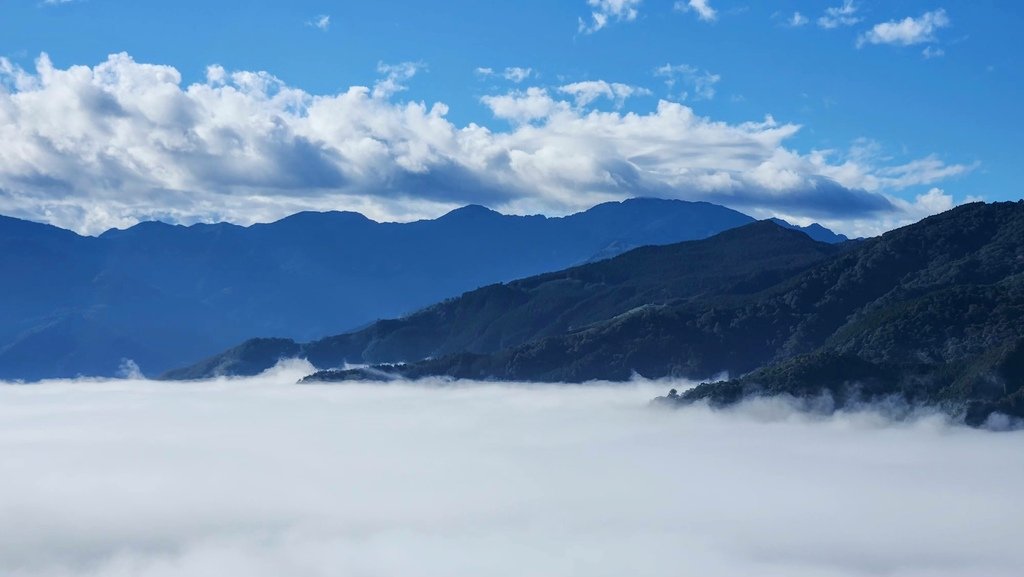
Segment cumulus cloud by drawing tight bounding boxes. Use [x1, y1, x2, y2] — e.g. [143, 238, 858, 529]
[674, 0, 716, 22]
[372, 60, 423, 98]
[558, 80, 650, 108]
[481, 87, 566, 123]
[0, 52, 973, 236]
[654, 63, 720, 101]
[858, 9, 950, 48]
[0, 372, 1022, 577]
[578, 0, 642, 34]
[818, 0, 860, 29]
[768, 187, 963, 239]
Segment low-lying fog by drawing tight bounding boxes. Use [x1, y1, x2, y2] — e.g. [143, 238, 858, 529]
[1, 361, 1021, 577]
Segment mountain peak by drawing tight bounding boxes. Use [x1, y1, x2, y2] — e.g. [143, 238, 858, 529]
[270, 210, 375, 226]
[0, 214, 86, 241]
[708, 219, 826, 247]
[768, 218, 849, 244]
[437, 204, 502, 221]
[584, 197, 708, 215]
[98, 220, 178, 239]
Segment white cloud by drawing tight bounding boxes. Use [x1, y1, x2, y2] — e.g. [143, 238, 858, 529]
[476, 67, 533, 83]
[503, 67, 533, 83]
[558, 80, 650, 108]
[308, 14, 330, 31]
[205, 64, 227, 85]
[788, 11, 809, 27]
[922, 46, 946, 59]
[0, 373, 1022, 577]
[818, 1, 860, 29]
[0, 53, 973, 237]
[481, 87, 565, 123]
[899, 186, 956, 217]
[858, 9, 950, 48]
[873, 155, 975, 188]
[372, 61, 423, 99]
[578, 0, 642, 34]
[675, 0, 717, 22]
[772, 187, 966, 239]
[654, 63, 721, 100]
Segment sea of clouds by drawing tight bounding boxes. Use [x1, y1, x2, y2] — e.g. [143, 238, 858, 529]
[1, 361, 1021, 577]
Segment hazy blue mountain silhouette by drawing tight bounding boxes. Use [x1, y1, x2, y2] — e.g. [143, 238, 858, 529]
[1, 198, 849, 380]
[768, 218, 850, 243]
[164, 221, 844, 381]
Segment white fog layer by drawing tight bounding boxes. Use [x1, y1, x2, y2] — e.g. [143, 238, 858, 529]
[1, 365, 1021, 577]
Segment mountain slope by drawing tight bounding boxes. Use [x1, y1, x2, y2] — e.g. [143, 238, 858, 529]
[769, 218, 851, 243]
[673, 201, 1024, 424]
[4, 197, 793, 380]
[293, 201, 1024, 424]
[164, 221, 841, 380]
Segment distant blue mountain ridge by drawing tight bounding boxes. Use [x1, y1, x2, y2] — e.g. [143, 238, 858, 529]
[0, 198, 847, 380]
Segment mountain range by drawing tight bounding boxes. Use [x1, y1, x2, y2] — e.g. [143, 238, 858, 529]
[163, 220, 843, 379]
[169, 201, 1024, 425]
[0, 198, 844, 380]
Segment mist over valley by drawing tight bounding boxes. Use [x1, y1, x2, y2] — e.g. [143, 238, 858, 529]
[2, 368, 1021, 577]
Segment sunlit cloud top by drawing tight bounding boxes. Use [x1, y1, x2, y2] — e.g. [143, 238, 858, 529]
[0, 53, 972, 236]
[0, 1, 1014, 237]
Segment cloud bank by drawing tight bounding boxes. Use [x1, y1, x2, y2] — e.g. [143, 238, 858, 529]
[0, 53, 971, 236]
[0, 369, 1022, 577]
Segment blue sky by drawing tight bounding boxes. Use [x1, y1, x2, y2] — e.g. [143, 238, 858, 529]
[0, 1, 1019, 236]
